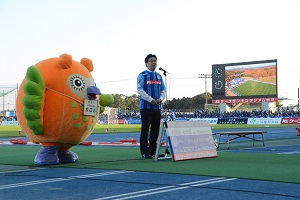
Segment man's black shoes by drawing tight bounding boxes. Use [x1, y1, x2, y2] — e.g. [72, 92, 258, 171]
[141, 153, 152, 159]
[142, 153, 166, 159]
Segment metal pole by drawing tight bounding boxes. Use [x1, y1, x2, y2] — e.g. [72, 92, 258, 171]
[2, 90, 4, 117]
[205, 78, 208, 104]
[198, 74, 212, 108]
[107, 107, 110, 124]
[162, 70, 168, 121]
[15, 83, 18, 116]
[298, 86, 300, 109]
[298, 78, 300, 109]
[124, 100, 126, 115]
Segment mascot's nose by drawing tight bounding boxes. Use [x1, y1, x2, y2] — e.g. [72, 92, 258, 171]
[87, 86, 101, 100]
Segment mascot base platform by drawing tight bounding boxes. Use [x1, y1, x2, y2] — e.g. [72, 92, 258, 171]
[0, 138, 140, 147]
[0, 138, 167, 147]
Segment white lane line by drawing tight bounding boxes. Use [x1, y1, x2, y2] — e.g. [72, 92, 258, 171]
[0, 170, 133, 190]
[69, 171, 134, 179]
[0, 168, 43, 174]
[191, 177, 236, 187]
[0, 178, 69, 189]
[96, 177, 236, 200]
[116, 178, 237, 200]
[277, 151, 300, 154]
[179, 177, 226, 186]
[97, 177, 227, 200]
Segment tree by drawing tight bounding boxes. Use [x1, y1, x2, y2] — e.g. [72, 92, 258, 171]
[110, 94, 140, 115]
[165, 93, 212, 110]
[108, 92, 212, 114]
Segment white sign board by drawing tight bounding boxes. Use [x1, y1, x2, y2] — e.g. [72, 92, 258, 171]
[84, 99, 98, 116]
[167, 121, 217, 161]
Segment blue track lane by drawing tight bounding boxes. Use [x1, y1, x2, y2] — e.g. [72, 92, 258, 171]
[1, 127, 300, 200]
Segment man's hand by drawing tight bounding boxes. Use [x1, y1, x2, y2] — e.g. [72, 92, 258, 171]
[150, 99, 162, 105]
[156, 99, 162, 104]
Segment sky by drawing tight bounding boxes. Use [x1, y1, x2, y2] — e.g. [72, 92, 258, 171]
[1, 0, 300, 110]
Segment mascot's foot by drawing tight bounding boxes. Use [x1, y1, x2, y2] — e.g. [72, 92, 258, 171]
[34, 146, 60, 165]
[58, 150, 78, 163]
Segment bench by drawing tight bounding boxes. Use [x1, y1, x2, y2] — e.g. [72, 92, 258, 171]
[213, 131, 266, 149]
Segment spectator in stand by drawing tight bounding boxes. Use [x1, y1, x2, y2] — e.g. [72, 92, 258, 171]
[170, 112, 175, 121]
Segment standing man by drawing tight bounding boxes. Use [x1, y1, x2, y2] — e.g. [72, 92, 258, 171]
[137, 54, 166, 159]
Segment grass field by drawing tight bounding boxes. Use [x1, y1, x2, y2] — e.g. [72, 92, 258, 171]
[0, 123, 299, 138]
[1, 123, 300, 184]
[1, 143, 300, 183]
[233, 80, 276, 96]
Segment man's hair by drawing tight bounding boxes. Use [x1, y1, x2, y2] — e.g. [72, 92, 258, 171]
[145, 54, 157, 63]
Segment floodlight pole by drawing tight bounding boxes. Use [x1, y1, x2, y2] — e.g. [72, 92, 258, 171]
[298, 78, 300, 109]
[2, 90, 4, 117]
[198, 74, 212, 108]
[298, 86, 300, 109]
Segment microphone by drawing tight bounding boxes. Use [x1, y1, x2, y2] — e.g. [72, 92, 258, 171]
[159, 67, 168, 74]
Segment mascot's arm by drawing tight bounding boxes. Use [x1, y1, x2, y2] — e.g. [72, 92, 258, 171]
[22, 66, 45, 135]
[99, 94, 114, 113]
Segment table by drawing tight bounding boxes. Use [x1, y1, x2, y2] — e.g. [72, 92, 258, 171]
[213, 131, 266, 149]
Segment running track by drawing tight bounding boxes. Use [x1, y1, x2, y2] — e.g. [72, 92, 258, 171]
[0, 127, 300, 200]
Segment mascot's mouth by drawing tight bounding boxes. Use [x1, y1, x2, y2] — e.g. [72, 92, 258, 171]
[87, 86, 101, 100]
[88, 93, 97, 100]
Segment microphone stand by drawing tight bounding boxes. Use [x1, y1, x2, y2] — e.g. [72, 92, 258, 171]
[155, 68, 171, 160]
[162, 70, 168, 128]
[154, 69, 170, 161]
[161, 70, 170, 155]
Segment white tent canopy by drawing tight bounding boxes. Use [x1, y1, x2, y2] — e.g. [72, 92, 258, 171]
[0, 84, 18, 115]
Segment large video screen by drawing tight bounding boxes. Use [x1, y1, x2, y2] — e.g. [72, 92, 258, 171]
[212, 59, 278, 104]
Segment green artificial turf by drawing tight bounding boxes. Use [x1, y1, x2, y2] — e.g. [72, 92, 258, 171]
[1, 125, 299, 184]
[1, 124, 299, 137]
[0, 145, 299, 184]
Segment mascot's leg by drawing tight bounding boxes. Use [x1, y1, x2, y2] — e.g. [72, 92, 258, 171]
[34, 146, 60, 165]
[57, 145, 78, 163]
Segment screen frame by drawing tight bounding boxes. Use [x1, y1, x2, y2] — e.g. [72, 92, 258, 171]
[212, 59, 278, 104]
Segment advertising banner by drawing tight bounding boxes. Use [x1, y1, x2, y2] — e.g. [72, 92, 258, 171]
[189, 118, 218, 124]
[217, 118, 248, 124]
[281, 118, 300, 124]
[247, 118, 281, 125]
[0, 121, 19, 126]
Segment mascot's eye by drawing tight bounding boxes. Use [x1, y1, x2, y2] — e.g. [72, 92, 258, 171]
[70, 76, 85, 90]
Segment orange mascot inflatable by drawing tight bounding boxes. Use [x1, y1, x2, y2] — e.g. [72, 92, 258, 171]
[16, 54, 113, 165]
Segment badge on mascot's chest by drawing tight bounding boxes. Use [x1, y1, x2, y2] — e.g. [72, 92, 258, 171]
[84, 99, 98, 116]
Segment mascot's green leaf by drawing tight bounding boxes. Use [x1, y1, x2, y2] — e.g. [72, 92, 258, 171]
[23, 108, 41, 120]
[99, 94, 114, 107]
[26, 120, 44, 135]
[24, 81, 44, 96]
[22, 95, 42, 109]
[22, 66, 45, 135]
[99, 105, 105, 113]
